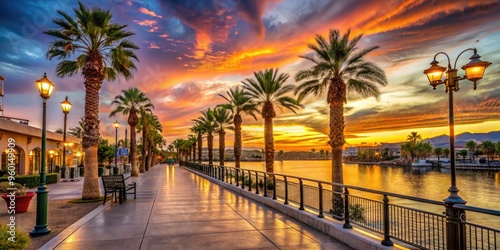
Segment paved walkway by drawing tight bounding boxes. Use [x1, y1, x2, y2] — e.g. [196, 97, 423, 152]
[42, 164, 352, 250]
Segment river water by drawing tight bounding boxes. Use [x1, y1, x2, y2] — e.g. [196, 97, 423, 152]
[223, 160, 500, 212]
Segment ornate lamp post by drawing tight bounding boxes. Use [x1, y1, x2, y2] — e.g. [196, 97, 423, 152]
[31, 73, 54, 236]
[423, 48, 491, 250]
[113, 121, 119, 174]
[60, 96, 72, 180]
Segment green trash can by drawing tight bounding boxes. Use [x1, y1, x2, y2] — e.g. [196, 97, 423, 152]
[98, 167, 104, 177]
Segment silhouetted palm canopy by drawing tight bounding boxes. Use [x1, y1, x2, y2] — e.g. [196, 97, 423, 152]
[190, 124, 205, 163]
[218, 86, 258, 168]
[213, 106, 233, 166]
[193, 108, 218, 165]
[243, 68, 302, 173]
[110, 87, 153, 176]
[45, 1, 139, 199]
[295, 29, 387, 186]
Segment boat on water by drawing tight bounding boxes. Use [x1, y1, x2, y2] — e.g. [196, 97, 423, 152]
[411, 160, 433, 167]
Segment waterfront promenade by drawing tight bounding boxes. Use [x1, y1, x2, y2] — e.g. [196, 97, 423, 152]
[41, 164, 352, 249]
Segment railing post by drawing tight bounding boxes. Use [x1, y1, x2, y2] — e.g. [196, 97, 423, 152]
[235, 169, 239, 187]
[318, 183, 324, 218]
[299, 179, 304, 210]
[284, 176, 289, 205]
[255, 171, 259, 195]
[343, 187, 352, 229]
[229, 168, 232, 184]
[272, 175, 277, 200]
[263, 174, 267, 197]
[445, 204, 467, 250]
[247, 170, 252, 192]
[381, 195, 393, 246]
[241, 171, 245, 189]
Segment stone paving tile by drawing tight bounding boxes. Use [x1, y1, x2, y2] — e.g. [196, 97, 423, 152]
[259, 228, 319, 247]
[141, 231, 278, 250]
[55, 238, 142, 250]
[149, 211, 243, 223]
[145, 219, 256, 237]
[64, 224, 147, 242]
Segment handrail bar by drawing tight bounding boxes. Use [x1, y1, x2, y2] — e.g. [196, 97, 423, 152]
[454, 204, 500, 216]
[203, 163, 444, 206]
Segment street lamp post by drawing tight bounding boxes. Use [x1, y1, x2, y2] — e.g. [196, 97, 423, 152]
[60, 96, 72, 181]
[113, 121, 119, 175]
[31, 73, 54, 236]
[423, 48, 491, 250]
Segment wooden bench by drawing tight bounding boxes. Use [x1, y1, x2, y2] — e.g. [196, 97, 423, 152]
[102, 174, 136, 205]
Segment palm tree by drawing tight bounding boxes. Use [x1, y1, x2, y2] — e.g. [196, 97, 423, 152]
[171, 139, 184, 161]
[193, 108, 218, 165]
[407, 132, 422, 144]
[458, 149, 468, 161]
[415, 141, 432, 160]
[213, 107, 233, 166]
[137, 113, 159, 172]
[187, 134, 197, 161]
[145, 115, 162, 170]
[191, 123, 205, 163]
[278, 150, 284, 162]
[465, 140, 477, 161]
[46, 2, 139, 199]
[218, 87, 258, 168]
[294, 29, 387, 186]
[496, 141, 500, 159]
[243, 68, 302, 173]
[434, 147, 443, 163]
[55, 128, 64, 134]
[400, 142, 413, 159]
[109, 87, 153, 177]
[406, 132, 422, 160]
[443, 148, 450, 158]
[481, 140, 495, 164]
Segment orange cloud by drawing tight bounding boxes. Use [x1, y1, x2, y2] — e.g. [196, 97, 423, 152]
[139, 7, 162, 18]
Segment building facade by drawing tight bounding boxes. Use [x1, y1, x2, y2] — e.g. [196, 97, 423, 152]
[0, 118, 81, 175]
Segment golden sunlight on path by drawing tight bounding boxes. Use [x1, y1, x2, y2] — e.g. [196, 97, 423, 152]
[43, 164, 352, 249]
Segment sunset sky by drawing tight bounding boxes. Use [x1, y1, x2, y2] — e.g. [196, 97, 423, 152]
[1, 0, 499, 151]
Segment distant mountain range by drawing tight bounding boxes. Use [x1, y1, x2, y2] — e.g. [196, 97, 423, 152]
[423, 131, 500, 148]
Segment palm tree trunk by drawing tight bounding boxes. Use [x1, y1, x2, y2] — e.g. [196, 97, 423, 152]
[140, 127, 147, 173]
[81, 67, 103, 199]
[145, 139, 152, 171]
[197, 133, 202, 163]
[192, 142, 196, 162]
[208, 132, 214, 165]
[234, 114, 242, 168]
[329, 102, 345, 190]
[219, 130, 225, 166]
[264, 117, 274, 173]
[82, 146, 99, 199]
[147, 150, 154, 170]
[130, 125, 138, 176]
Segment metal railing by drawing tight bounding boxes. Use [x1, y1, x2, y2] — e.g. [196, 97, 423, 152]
[180, 161, 500, 250]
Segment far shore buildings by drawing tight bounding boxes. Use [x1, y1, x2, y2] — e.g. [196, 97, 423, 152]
[0, 117, 81, 175]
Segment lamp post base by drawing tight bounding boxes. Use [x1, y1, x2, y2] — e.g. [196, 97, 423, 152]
[30, 226, 51, 237]
[444, 190, 466, 250]
[30, 185, 51, 237]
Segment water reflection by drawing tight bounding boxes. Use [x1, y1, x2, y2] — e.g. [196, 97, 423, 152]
[224, 160, 499, 210]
